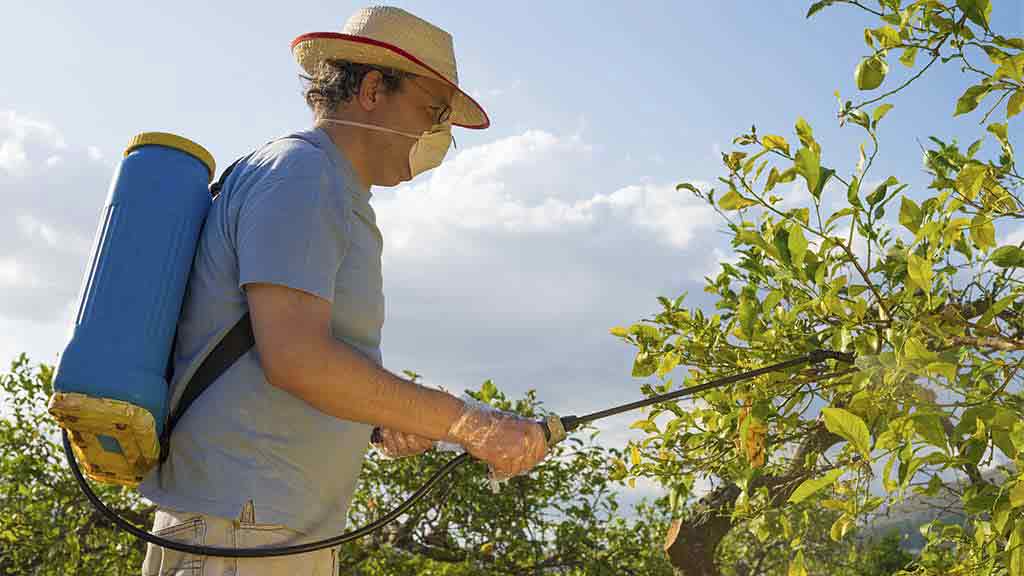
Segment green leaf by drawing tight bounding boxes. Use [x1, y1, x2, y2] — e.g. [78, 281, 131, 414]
[912, 414, 948, 449]
[1009, 90, 1024, 119]
[788, 550, 808, 576]
[899, 197, 923, 233]
[795, 117, 816, 150]
[873, 103, 894, 125]
[846, 176, 862, 208]
[899, 46, 918, 68]
[956, 162, 988, 200]
[822, 407, 872, 457]
[1010, 521, 1024, 576]
[907, 253, 933, 291]
[795, 147, 821, 197]
[789, 468, 845, 503]
[812, 168, 835, 201]
[789, 225, 809, 267]
[957, 0, 992, 28]
[806, 0, 834, 18]
[1010, 478, 1024, 508]
[926, 362, 958, 383]
[719, 189, 758, 211]
[630, 419, 659, 434]
[978, 293, 1016, 327]
[971, 214, 996, 251]
[762, 135, 791, 155]
[855, 55, 888, 90]
[955, 84, 992, 116]
[676, 182, 702, 196]
[657, 352, 681, 378]
[830, 514, 855, 542]
[991, 246, 1024, 268]
[609, 326, 629, 337]
[867, 176, 898, 206]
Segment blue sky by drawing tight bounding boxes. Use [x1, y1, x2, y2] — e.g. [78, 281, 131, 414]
[2, 1, 1022, 506]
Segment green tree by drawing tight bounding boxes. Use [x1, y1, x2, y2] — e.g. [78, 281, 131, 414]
[0, 353, 153, 575]
[614, 1, 1024, 575]
[0, 355, 675, 574]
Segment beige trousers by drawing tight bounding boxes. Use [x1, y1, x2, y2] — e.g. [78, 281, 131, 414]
[141, 501, 338, 576]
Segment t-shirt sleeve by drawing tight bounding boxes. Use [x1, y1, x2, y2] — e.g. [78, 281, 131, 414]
[236, 145, 352, 303]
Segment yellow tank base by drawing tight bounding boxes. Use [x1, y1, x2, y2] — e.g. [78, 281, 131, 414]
[47, 392, 160, 487]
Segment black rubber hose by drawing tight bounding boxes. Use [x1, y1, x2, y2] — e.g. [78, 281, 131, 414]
[62, 430, 471, 557]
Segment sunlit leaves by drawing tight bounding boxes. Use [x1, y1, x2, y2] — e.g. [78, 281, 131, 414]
[789, 469, 845, 504]
[855, 55, 888, 90]
[822, 408, 872, 458]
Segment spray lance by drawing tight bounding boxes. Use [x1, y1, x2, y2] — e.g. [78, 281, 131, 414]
[64, 348, 855, 558]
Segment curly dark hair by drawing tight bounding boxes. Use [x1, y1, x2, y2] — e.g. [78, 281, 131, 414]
[301, 59, 412, 119]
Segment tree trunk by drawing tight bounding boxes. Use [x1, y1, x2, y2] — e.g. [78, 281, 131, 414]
[663, 423, 841, 575]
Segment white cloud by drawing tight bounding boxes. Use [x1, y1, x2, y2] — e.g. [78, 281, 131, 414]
[377, 129, 714, 258]
[0, 110, 67, 177]
[87, 146, 103, 161]
[0, 110, 108, 330]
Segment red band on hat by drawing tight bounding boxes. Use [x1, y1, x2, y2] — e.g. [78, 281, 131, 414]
[291, 32, 489, 129]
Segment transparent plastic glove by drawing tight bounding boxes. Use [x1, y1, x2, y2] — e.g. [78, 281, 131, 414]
[372, 427, 436, 459]
[445, 397, 548, 485]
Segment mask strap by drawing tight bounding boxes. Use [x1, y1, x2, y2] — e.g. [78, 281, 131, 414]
[318, 118, 420, 140]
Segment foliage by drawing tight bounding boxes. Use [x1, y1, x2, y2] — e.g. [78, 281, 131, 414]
[0, 353, 153, 576]
[0, 356, 674, 575]
[338, 377, 675, 575]
[616, 1, 1024, 574]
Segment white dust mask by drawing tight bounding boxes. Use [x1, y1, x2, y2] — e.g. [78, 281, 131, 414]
[319, 119, 452, 178]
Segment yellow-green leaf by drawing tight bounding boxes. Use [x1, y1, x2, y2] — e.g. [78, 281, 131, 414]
[795, 117, 816, 150]
[822, 407, 872, 457]
[855, 55, 888, 90]
[1010, 478, 1024, 508]
[956, 163, 988, 201]
[719, 189, 758, 211]
[789, 225, 809, 267]
[1010, 520, 1024, 576]
[1009, 90, 1024, 119]
[899, 197, 922, 233]
[795, 147, 821, 197]
[873, 103, 894, 125]
[789, 468, 845, 503]
[899, 46, 918, 68]
[971, 213, 996, 250]
[631, 444, 641, 466]
[830, 514, 855, 542]
[763, 135, 791, 155]
[992, 246, 1024, 268]
[788, 550, 808, 576]
[906, 253, 933, 292]
[630, 419, 659, 434]
[609, 326, 629, 337]
[955, 84, 991, 116]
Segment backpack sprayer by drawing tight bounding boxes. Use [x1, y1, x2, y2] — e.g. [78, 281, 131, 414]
[49, 132, 856, 557]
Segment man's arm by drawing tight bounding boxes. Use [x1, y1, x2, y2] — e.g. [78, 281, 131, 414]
[245, 282, 465, 441]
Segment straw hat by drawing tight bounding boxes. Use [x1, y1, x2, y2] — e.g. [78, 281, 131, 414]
[291, 6, 489, 129]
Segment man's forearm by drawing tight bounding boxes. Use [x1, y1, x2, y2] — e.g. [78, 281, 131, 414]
[279, 333, 465, 441]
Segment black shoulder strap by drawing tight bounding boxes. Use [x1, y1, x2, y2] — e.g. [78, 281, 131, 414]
[159, 157, 251, 462]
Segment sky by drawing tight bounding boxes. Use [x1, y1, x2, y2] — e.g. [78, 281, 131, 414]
[2, 1, 1022, 509]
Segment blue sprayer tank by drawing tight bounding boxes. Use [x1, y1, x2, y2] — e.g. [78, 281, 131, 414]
[49, 132, 216, 486]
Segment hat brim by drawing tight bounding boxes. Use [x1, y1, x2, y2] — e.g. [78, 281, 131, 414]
[291, 32, 490, 130]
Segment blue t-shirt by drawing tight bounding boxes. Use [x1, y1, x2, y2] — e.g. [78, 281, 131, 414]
[139, 127, 385, 542]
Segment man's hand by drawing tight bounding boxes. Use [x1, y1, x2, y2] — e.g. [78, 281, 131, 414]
[372, 427, 435, 459]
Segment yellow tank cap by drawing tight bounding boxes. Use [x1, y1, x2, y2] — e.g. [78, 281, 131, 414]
[125, 132, 216, 183]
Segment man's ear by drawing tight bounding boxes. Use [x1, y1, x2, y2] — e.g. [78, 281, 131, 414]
[357, 70, 384, 112]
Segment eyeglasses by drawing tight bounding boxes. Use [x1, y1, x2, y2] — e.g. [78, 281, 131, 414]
[407, 76, 452, 125]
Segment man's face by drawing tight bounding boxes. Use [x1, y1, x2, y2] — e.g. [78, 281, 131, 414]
[376, 74, 455, 184]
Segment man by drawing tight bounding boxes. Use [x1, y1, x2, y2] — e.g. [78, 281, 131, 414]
[139, 6, 549, 575]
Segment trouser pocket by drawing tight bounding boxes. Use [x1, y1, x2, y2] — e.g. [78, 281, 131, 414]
[141, 513, 207, 576]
